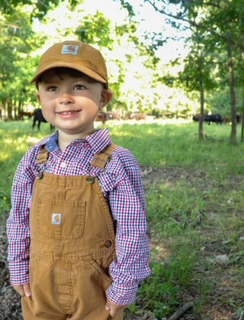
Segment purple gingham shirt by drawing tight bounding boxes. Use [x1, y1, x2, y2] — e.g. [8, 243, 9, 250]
[7, 129, 150, 306]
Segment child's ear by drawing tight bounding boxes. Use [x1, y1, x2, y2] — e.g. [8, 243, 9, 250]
[99, 89, 113, 109]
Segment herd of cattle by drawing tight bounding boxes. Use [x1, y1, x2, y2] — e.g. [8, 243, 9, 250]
[95, 111, 147, 123]
[18, 110, 148, 130]
[18, 109, 241, 131]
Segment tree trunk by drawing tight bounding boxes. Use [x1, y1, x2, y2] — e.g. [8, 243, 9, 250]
[17, 100, 21, 114]
[2, 100, 7, 121]
[227, 33, 237, 144]
[17, 100, 22, 119]
[241, 111, 244, 142]
[7, 99, 13, 120]
[241, 88, 244, 143]
[13, 100, 17, 120]
[199, 79, 205, 140]
[199, 51, 205, 140]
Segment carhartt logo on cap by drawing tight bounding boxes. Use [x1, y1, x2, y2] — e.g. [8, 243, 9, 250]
[52, 213, 62, 225]
[61, 45, 79, 56]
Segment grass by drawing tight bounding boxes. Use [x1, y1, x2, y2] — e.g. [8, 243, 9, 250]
[1, 119, 244, 319]
[109, 122, 244, 176]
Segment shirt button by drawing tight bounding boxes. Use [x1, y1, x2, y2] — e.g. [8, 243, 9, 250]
[60, 162, 66, 168]
[86, 176, 95, 184]
[105, 240, 112, 248]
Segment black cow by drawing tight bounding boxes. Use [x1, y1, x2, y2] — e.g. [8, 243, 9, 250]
[32, 109, 54, 131]
[193, 114, 201, 122]
[204, 114, 223, 125]
[192, 114, 223, 125]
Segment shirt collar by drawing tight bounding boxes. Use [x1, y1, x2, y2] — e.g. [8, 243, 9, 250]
[85, 129, 112, 155]
[44, 129, 112, 155]
[45, 131, 59, 152]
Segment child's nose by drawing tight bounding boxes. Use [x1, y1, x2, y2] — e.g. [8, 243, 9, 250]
[58, 93, 75, 104]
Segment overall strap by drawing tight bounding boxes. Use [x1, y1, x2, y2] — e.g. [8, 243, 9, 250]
[36, 145, 49, 165]
[90, 144, 117, 169]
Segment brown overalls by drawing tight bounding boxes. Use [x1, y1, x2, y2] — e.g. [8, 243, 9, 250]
[22, 144, 124, 320]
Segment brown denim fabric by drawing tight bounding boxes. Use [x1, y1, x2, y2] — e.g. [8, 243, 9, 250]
[22, 145, 124, 319]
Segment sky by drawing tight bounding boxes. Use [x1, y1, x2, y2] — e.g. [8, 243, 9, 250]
[33, 0, 191, 65]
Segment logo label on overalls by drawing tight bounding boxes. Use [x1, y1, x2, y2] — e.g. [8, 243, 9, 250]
[52, 213, 62, 225]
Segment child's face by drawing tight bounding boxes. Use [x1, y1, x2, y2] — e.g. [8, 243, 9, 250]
[37, 72, 112, 137]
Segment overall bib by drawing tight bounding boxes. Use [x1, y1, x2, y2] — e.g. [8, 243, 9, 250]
[22, 144, 124, 320]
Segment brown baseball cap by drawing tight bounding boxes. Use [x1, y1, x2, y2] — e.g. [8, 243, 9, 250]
[31, 40, 108, 87]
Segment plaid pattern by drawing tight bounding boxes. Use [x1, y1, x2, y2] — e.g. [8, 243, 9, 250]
[7, 129, 150, 306]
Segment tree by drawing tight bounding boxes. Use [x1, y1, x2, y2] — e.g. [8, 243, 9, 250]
[0, 10, 44, 120]
[174, 28, 218, 139]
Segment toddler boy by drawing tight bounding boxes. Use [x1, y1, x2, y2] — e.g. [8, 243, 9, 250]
[7, 40, 150, 320]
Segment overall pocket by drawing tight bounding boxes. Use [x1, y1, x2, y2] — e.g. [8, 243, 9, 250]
[36, 198, 86, 239]
[88, 258, 113, 285]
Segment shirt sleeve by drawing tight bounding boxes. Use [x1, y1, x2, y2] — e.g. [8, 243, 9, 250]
[7, 152, 36, 285]
[105, 151, 151, 306]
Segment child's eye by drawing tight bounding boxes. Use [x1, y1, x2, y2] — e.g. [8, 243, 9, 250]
[47, 86, 58, 92]
[74, 84, 86, 90]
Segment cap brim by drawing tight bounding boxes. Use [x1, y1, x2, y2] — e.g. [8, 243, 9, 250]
[31, 61, 107, 85]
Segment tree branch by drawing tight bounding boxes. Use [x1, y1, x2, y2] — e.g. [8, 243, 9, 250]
[165, 299, 198, 320]
[145, 0, 244, 51]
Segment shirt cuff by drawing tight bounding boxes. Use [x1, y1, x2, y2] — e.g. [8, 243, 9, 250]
[106, 283, 138, 306]
[8, 261, 30, 285]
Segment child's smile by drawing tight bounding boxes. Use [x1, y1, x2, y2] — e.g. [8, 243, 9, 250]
[56, 109, 82, 119]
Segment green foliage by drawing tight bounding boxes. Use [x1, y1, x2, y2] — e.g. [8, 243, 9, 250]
[178, 49, 218, 92]
[0, 9, 45, 118]
[0, 0, 79, 20]
[118, 0, 136, 17]
[76, 12, 114, 49]
[208, 85, 244, 117]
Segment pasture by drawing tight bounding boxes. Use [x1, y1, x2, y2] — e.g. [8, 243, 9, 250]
[0, 119, 243, 320]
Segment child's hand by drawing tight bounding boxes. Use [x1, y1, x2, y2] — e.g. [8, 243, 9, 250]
[105, 298, 125, 317]
[13, 284, 31, 298]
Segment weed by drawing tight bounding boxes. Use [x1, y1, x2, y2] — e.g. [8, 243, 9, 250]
[136, 243, 197, 318]
[235, 307, 244, 320]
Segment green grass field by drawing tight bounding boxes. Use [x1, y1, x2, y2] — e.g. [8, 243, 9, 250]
[1, 119, 244, 319]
